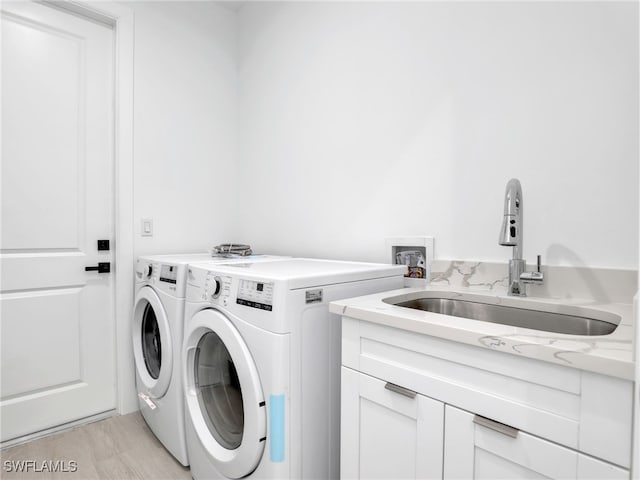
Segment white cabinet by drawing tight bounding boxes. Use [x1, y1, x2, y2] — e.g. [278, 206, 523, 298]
[340, 316, 633, 479]
[341, 367, 444, 480]
[444, 406, 628, 480]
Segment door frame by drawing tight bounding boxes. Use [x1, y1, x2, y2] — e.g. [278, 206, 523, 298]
[44, 0, 136, 415]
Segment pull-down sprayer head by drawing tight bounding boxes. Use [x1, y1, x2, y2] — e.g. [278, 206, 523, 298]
[499, 178, 522, 259]
[498, 178, 544, 296]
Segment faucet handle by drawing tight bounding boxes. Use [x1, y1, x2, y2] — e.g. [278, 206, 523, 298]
[520, 254, 544, 284]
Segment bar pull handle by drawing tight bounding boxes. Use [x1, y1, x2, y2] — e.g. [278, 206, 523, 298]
[473, 414, 519, 438]
[85, 262, 111, 273]
[384, 382, 417, 399]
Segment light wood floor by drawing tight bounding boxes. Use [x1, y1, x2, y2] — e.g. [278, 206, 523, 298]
[0, 412, 191, 479]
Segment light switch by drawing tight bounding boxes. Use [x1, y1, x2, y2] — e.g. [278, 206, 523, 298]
[141, 218, 153, 237]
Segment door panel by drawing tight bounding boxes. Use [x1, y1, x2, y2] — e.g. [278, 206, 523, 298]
[2, 11, 83, 250]
[1, 1, 115, 443]
[1, 289, 82, 398]
[444, 405, 578, 480]
[474, 449, 548, 480]
[341, 367, 444, 480]
[359, 397, 419, 479]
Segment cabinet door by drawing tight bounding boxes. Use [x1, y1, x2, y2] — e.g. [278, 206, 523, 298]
[443, 406, 628, 480]
[444, 405, 577, 479]
[341, 367, 444, 480]
[577, 453, 629, 480]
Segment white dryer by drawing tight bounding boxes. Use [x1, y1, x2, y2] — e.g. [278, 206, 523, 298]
[133, 253, 287, 466]
[182, 259, 406, 479]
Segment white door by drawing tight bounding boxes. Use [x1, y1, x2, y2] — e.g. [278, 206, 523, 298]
[341, 367, 444, 480]
[1, 1, 116, 442]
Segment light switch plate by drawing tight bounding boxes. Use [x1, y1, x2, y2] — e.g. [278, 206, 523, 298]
[141, 218, 153, 237]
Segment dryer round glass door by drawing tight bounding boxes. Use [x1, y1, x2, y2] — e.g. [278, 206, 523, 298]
[133, 286, 173, 398]
[184, 309, 266, 479]
[195, 331, 244, 449]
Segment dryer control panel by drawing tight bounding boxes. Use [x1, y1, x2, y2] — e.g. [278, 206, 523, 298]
[237, 279, 274, 311]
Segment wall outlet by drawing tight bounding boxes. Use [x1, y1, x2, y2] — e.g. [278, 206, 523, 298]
[141, 218, 153, 237]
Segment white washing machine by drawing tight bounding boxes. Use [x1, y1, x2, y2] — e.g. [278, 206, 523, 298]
[182, 258, 406, 479]
[132, 253, 287, 466]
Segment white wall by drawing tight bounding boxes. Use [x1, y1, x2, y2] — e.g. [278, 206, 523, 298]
[114, 1, 237, 413]
[236, 1, 638, 269]
[132, 1, 237, 257]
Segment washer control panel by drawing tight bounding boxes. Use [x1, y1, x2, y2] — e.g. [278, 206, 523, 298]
[159, 264, 177, 285]
[136, 260, 183, 295]
[135, 260, 155, 281]
[237, 279, 274, 311]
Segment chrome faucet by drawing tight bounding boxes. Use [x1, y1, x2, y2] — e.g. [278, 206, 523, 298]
[499, 179, 544, 296]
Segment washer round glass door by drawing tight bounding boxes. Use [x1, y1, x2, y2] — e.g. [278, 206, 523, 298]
[132, 286, 172, 398]
[184, 309, 266, 479]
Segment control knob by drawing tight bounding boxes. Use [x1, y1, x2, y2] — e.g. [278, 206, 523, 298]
[210, 277, 222, 299]
[144, 264, 153, 278]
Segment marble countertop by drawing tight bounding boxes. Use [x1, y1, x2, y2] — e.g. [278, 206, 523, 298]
[330, 285, 636, 380]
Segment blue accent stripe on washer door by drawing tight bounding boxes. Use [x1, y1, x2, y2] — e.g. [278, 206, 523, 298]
[269, 394, 285, 462]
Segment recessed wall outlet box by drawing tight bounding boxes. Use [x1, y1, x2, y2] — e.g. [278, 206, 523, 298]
[385, 236, 434, 287]
[141, 218, 153, 237]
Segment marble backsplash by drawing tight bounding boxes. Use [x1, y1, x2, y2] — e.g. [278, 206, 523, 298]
[429, 260, 638, 304]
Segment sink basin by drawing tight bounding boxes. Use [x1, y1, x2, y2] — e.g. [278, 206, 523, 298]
[385, 296, 619, 336]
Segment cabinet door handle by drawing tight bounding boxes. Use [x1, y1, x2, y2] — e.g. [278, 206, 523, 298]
[473, 415, 519, 438]
[384, 382, 417, 399]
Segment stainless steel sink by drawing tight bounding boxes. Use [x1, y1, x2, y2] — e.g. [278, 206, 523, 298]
[387, 297, 618, 336]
